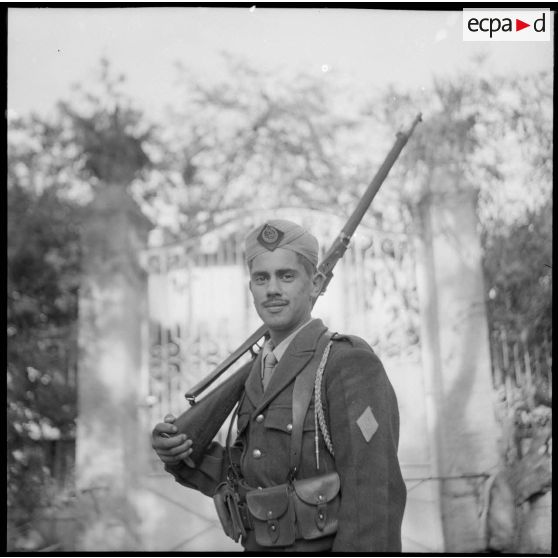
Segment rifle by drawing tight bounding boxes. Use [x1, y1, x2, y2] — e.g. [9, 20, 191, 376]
[169, 113, 422, 465]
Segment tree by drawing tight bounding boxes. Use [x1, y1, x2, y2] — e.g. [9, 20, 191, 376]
[483, 203, 551, 340]
[131, 56, 382, 239]
[7, 179, 83, 514]
[58, 58, 151, 186]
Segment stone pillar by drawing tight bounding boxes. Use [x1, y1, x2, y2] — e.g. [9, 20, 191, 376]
[413, 169, 501, 552]
[76, 184, 152, 550]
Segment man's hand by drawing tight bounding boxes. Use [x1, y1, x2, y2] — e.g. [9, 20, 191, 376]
[152, 414, 195, 467]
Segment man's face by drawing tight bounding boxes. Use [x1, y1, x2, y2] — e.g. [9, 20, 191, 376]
[249, 248, 320, 342]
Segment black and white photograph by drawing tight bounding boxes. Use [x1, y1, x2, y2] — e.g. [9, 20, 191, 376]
[7, 5, 552, 553]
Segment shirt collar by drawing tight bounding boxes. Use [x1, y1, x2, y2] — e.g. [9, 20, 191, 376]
[262, 318, 313, 363]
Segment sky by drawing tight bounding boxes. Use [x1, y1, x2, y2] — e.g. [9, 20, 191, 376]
[7, 7, 554, 120]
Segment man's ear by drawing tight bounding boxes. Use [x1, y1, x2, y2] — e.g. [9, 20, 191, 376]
[311, 272, 325, 299]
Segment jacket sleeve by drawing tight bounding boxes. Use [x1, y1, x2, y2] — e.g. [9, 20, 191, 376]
[324, 345, 406, 552]
[164, 441, 227, 498]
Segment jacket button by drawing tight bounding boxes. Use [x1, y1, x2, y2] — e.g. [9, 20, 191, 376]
[252, 449, 262, 459]
[256, 414, 264, 423]
[286, 423, 293, 432]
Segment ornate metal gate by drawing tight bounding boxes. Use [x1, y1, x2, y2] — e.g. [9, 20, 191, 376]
[143, 210, 419, 423]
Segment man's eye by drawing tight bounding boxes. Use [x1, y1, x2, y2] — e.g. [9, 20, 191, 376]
[254, 276, 267, 284]
[282, 273, 295, 281]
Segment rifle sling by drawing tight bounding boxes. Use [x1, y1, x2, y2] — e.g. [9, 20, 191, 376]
[289, 330, 333, 476]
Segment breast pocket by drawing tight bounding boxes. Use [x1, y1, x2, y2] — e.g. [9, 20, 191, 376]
[264, 405, 316, 434]
[264, 406, 293, 434]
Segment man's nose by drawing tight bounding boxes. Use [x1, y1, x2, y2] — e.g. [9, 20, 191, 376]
[266, 276, 281, 296]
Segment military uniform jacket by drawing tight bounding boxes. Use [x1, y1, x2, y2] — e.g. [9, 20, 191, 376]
[165, 318, 407, 552]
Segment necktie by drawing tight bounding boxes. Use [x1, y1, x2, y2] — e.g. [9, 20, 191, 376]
[262, 352, 278, 390]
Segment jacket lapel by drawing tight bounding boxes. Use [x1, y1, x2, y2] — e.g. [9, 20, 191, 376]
[253, 319, 327, 414]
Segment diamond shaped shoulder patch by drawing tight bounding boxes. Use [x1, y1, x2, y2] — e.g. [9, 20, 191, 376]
[356, 406, 378, 442]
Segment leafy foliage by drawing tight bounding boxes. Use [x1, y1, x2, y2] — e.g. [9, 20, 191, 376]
[7, 181, 82, 513]
[58, 59, 151, 185]
[132, 58, 375, 238]
[483, 203, 552, 341]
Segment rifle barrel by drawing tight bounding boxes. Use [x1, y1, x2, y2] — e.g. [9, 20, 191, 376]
[341, 113, 422, 240]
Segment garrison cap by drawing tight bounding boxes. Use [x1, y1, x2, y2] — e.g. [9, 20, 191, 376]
[245, 219, 319, 266]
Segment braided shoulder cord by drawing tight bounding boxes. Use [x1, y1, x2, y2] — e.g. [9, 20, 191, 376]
[313, 339, 334, 469]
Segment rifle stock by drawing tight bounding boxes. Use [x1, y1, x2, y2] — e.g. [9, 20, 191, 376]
[165, 113, 422, 465]
[173, 361, 252, 465]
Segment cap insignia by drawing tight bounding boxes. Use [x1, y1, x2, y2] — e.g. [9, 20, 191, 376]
[257, 224, 284, 251]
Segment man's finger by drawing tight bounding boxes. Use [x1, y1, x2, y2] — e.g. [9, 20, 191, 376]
[160, 447, 194, 465]
[153, 421, 178, 437]
[165, 438, 193, 456]
[153, 433, 188, 451]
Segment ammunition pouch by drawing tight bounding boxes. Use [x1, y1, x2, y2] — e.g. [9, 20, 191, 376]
[246, 483, 296, 546]
[292, 471, 340, 540]
[245, 471, 340, 547]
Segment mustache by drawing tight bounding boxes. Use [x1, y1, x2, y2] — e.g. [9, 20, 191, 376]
[262, 298, 288, 308]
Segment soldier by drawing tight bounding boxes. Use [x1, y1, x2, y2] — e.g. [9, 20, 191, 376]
[152, 219, 406, 552]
